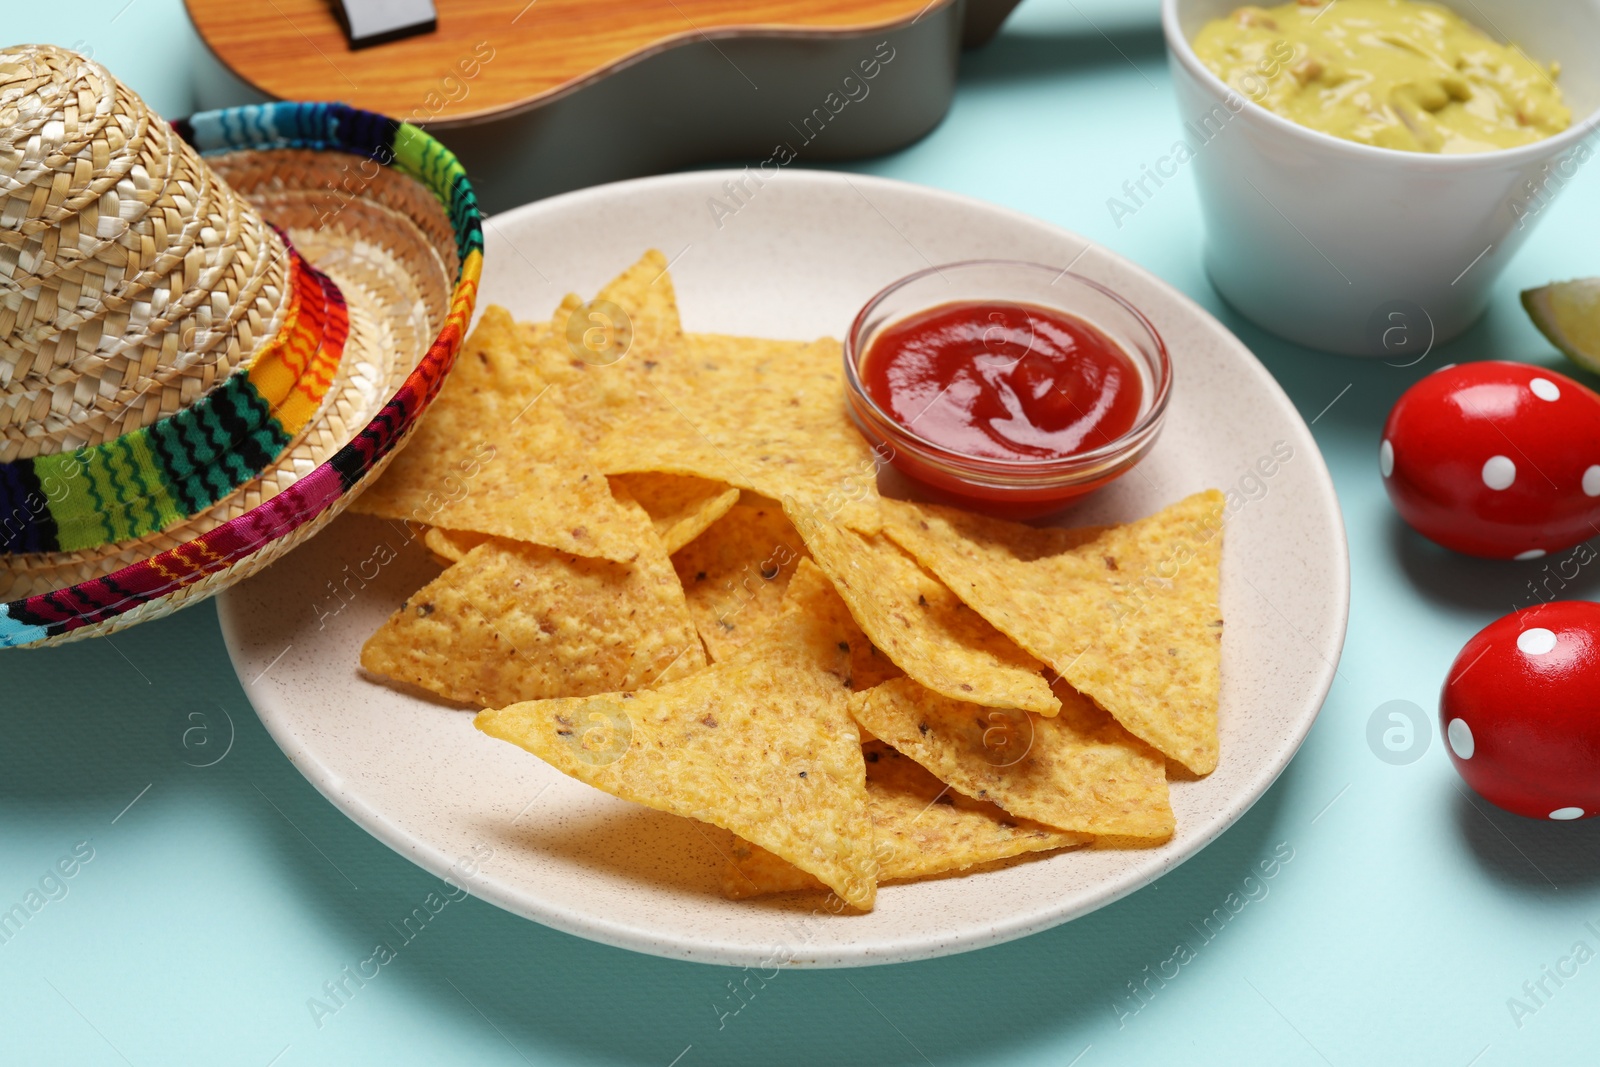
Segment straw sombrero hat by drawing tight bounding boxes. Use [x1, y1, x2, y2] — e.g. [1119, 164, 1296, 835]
[0, 45, 481, 648]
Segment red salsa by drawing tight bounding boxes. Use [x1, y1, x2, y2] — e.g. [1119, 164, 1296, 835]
[860, 301, 1143, 462]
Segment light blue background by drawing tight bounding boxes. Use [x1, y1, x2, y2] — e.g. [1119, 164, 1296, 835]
[7, 2, 1600, 1064]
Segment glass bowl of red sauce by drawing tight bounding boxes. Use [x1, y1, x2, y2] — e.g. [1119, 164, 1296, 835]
[844, 260, 1172, 519]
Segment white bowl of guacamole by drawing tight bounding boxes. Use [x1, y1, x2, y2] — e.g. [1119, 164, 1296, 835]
[1163, 0, 1600, 355]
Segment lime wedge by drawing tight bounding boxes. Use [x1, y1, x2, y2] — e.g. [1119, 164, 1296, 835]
[1523, 278, 1600, 374]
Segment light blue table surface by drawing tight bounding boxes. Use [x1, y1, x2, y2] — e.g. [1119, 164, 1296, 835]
[8, 2, 1600, 1064]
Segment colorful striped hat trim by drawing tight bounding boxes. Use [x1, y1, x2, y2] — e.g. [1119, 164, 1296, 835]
[0, 243, 348, 555]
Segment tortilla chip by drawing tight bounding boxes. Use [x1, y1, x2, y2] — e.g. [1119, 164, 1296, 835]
[672, 503, 811, 661]
[785, 560, 903, 694]
[749, 559, 858, 668]
[352, 306, 642, 563]
[449, 306, 550, 400]
[558, 247, 683, 364]
[422, 527, 489, 564]
[610, 473, 740, 555]
[360, 490, 706, 708]
[513, 255, 881, 532]
[588, 332, 884, 534]
[847, 641, 903, 692]
[532, 253, 700, 447]
[881, 502, 1108, 562]
[475, 559, 876, 909]
[721, 741, 1089, 898]
[785, 502, 1058, 714]
[882, 492, 1224, 775]
[403, 469, 641, 564]
[847, 677, 1174, 839]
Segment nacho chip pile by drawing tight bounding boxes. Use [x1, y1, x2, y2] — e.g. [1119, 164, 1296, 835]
[354, 252, 1225, 911]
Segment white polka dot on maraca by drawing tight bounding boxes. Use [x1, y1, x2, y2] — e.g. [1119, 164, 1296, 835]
[1518, 628, 1558, 656]
[1447, 718, 1474, 759]
[1379, 439, 1394, 478]
[1550, 807, 1585, 820]
[1530, 378, 1561, 402]
[1584, 465, 1600, 498]
[1482, 455, 1515, 490]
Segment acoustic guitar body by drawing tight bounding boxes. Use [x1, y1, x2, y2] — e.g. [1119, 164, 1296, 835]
[186, 0, 1018, 211]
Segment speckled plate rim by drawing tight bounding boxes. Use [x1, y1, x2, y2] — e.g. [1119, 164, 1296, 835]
[219, 168, 1350, 968]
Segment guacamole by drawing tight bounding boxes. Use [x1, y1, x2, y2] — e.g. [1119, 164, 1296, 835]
[1193, 0, 1570, 153]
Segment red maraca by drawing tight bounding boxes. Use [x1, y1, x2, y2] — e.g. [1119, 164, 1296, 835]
[1381, 361, 1600, 559]
[1441, 601, 1600, 820]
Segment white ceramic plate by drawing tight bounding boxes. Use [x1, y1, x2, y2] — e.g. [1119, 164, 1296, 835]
[218, 169, 1349, 968]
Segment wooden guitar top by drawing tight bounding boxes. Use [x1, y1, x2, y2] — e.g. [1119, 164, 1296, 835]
[185, 0, 952, 126]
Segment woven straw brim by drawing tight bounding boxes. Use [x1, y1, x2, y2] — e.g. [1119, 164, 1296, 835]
[0, 150, 456, 619]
